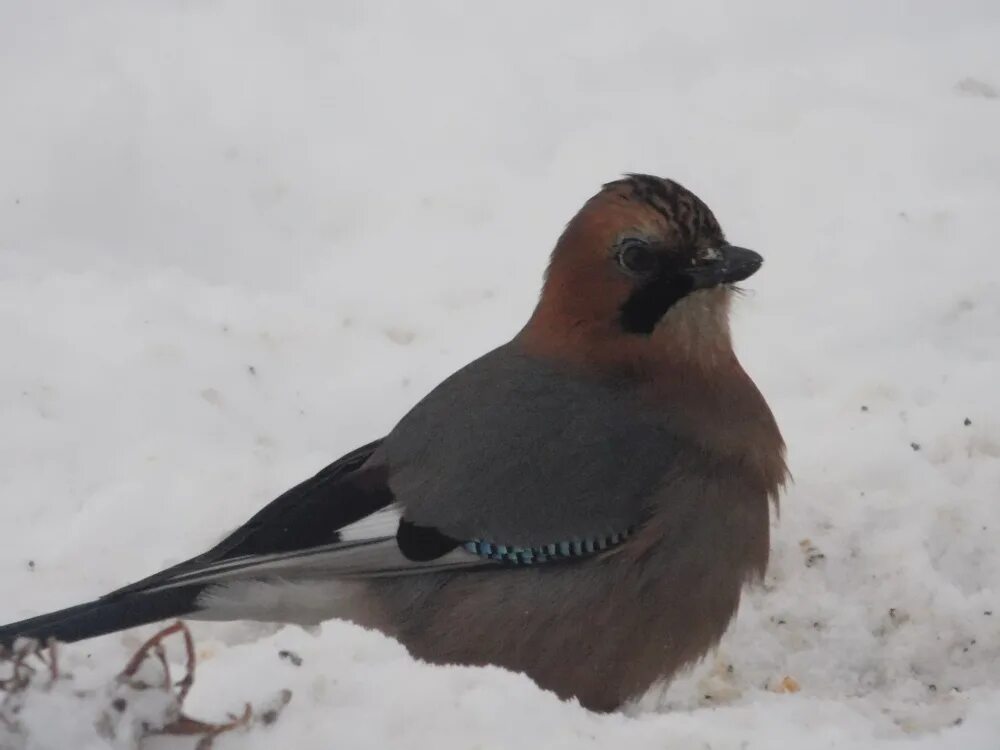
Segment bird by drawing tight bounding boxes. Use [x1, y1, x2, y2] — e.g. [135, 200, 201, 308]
[0, 174, 787, 712]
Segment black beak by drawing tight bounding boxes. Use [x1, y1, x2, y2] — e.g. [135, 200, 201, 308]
[682, 245, 763, 290]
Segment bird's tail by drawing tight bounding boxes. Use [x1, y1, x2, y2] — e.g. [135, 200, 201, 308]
[0, 586, 204, 649]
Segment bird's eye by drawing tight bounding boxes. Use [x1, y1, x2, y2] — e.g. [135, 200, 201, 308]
[616, 241, 657, 276]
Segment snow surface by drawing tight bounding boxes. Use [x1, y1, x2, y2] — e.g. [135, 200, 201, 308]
[2, 1, 1000, 747]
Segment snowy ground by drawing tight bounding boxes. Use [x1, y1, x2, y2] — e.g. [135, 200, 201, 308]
[2, 1, 1000, 747]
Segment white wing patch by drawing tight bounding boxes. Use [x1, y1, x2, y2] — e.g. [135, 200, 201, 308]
[337, 504, 403, 542]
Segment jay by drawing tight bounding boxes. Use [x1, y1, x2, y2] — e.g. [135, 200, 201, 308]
[0, 174, 787, 712]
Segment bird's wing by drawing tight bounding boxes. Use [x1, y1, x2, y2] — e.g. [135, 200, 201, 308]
[103, 438, 439, 597]
[109, 344, 681, 596]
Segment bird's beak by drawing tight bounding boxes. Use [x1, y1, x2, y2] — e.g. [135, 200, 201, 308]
[683, 245, 763, 290]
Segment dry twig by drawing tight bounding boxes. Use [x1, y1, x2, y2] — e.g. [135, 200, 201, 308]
[3, 621, 291, 747]
[119, 621, 286, 747]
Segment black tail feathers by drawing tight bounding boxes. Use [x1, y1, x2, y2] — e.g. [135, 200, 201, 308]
[0, 585, 204, 650]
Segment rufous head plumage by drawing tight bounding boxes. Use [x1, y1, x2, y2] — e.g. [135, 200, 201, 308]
[522, 174, 762, 372]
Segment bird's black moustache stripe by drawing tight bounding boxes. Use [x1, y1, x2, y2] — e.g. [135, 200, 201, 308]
[619, 273, 695, 335]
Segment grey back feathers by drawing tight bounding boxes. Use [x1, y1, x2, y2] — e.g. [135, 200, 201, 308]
[377, 343, 691, 546]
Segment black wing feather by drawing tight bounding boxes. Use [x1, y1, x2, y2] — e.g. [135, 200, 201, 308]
[211, 439, 390, 557]
[105, 438, 390, 598]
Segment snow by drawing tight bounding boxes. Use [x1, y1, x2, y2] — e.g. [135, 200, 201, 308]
[2, 0, 999, 747]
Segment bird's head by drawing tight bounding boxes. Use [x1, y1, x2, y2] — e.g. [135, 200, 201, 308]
[523, 174, 761, 371]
